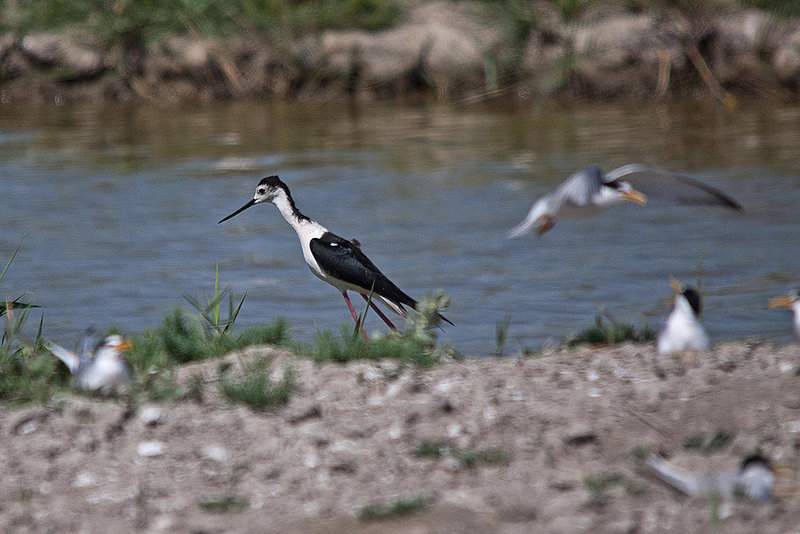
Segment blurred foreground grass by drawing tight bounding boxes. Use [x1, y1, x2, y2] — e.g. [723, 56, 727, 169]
[1, 251, 454, 407]
[2, 0, 797, 47]
[0, 0, 403, 42]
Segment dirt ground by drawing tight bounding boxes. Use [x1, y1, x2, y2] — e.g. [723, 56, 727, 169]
[2, 341, 800, 533]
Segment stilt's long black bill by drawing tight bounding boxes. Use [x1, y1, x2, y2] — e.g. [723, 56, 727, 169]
[218, 198, 256, 223]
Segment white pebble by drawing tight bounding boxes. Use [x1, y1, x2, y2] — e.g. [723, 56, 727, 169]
[72, 471, 97, 488]
[447, 423, 462, 437]
[139, 405, 165, 426]
[17, 420, 38, 435]
[137, 441, 165, 457]
[201, 444, 229, 464]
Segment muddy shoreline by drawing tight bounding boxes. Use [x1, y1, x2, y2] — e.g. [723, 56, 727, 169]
[1, 2, 799, 104]
[2, 341, 800, 532]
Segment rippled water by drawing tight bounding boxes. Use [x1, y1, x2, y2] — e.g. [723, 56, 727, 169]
[2, 100, 799, 355]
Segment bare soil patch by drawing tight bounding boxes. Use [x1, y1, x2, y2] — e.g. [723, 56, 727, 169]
[2, 341, 800, 533]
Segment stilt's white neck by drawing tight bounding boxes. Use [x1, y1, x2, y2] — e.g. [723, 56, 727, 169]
[271, 190, 326, 238]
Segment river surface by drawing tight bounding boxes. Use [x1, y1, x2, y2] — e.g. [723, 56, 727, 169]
[1, 100, 799, 355]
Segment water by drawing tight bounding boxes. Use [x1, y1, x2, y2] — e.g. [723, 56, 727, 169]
[1, 100, 799, 355]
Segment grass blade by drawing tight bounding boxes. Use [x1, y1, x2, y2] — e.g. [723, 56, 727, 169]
[0, 240, 23, 283]
[224, 290, 247, 334]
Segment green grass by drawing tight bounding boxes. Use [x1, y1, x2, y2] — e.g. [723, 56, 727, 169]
[219, 357, 293, 411]
[566, 315, 655, 348]
[494, 314, 511, 357]
[1, 241, 37, 318]
[1, 0, 403, 43]
[0, 260, 450, 408]
[197, 493, 250, 513]
[0, 258, 292, 405]
[301, 291, 455, 367]
[0, 244, 68, 405]
[683, 430, 734, 453]
[413, 440, 510, 468]
[583, 472, 624, 495]
[149, 307, 290, 365]
[583, 471, 646, 502]
[0, 340, 69, 405]
[739, 0, 800, 17]
[304, 327, 443, 367]
[357, 495, 429, 521]
[124, 311, 290, 402]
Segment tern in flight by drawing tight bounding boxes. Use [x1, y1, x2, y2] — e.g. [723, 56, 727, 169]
[508, 164, 743, 237]
[219, 176, 452, 339]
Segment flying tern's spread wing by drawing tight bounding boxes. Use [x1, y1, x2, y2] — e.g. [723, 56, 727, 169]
[605, 165, 743, 211]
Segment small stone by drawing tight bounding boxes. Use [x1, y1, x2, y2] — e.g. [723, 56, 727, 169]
[152, 515, 174, 532]
[385, 382, 403, 397]
[447, 423, 462, 438]
[563, 427, 598, 447]
[303, 452, 319, 469]
[434, 380, 453, 394]
[287, 404, 322, 424]
[786, 421, 800, 433]
[549, 478, 576, 491]
[200, 444, 229, 464]
[13, 410, 47, 435]
[443, 457, 461, 471]
[330, 459, 356, 474]
[359, 365, 382, 383]
[137, 441, 165, 457]
[716, 358, 736, 372]
[784, 396, 800, 410]
[72, 471, 97, 488]
[139, 405, 165, 426]
[17, 419, 38, 436]
[439, 399, 456, 413]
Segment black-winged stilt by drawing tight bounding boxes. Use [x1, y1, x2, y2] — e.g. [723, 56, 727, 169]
[219, 176, 452, 339]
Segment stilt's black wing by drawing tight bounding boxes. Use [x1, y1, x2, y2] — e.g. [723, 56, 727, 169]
[310, 232, 418, 310]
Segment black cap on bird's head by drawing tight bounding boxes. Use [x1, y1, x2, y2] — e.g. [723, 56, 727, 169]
[682, 287, 702, 316]
[256, 175, 287, 192]
[218, 175, 291, 224]
[611, 180, 648, 206]
[669, 277, 702, 316]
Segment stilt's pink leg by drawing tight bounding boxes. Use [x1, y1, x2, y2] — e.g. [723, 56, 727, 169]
[342, 291, 369, 340]
[360, 294, 398, 331]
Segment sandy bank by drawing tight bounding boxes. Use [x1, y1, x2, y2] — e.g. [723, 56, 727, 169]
[2, 340, 800, 532]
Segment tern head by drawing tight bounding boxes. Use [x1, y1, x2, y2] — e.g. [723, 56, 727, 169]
[218, 176, 289, 223]
[669, 277, 702, 317]
[768, 288, 800, 310]
[612, 181, 647, 206]
[101, 335, 132, 353]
